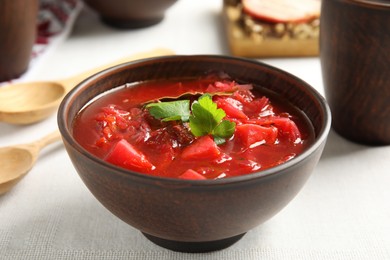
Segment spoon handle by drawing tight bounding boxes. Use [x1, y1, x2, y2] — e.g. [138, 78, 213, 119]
[59, 48, 175, 92]
[30, 130, 62, 151]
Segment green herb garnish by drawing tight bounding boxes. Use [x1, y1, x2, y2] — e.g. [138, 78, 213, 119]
[189, 94, 235, 144]
[145, 94, 236, 144]
[145, 100, 190, 122]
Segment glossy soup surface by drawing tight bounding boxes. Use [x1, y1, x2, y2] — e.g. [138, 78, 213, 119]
[73, 75, 315, 180]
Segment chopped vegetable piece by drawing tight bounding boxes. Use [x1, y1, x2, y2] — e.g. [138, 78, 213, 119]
[205, 81, 238, 93]
[214, 97, 248, 120]
[181, 135, 221, 160]
[235, 124, 278, 148]
[105, 139, 154, 171]
[243, 96, 271, 117]
[273, 117, 302, 143]
[178, 169, 207, 180]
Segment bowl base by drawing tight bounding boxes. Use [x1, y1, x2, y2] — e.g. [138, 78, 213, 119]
[101, 16, 164, 29]
[142, 232, 246, 253]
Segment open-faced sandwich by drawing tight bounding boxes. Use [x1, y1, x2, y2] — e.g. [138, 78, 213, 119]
[223, 0, 321, 57]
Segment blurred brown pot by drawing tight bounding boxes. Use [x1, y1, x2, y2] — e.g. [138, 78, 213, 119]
[320, 0, 390, 145]
[83, 0, 178, 29]
[0, 0, 38, 82]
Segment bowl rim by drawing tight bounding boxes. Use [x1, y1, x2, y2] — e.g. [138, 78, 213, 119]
[58, 54, 331, 187]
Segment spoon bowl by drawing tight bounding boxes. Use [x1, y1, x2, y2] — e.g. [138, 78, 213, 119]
[0, 147, 34, 194]
[0, 82, 65, 124]
[0, 130, 62, 195]
[0, 48, 174, 125]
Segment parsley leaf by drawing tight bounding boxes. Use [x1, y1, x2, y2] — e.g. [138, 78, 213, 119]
[189, 94, 222, 136]
[189, 94, 236, 143]
[145, 94, 236, 144]
[145, 100, 190, 122]
[213, 119, 236, 138]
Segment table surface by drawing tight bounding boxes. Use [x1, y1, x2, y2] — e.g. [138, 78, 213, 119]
[1, 1, 390, 259]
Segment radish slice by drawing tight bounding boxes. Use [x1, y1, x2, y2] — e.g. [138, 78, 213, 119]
[242, 0, 321, 23]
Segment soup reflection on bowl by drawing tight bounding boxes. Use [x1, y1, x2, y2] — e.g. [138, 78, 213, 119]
[58, 55, 331, 253]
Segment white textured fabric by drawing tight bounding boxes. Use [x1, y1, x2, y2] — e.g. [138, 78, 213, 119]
[1, 1, 390, 259]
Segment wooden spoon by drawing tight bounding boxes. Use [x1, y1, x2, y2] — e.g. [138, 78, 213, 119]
[0, 130, 62, 195]
[0, 48, 174, 125]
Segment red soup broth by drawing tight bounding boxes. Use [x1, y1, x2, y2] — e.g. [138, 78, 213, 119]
[72, 76, 315, 180]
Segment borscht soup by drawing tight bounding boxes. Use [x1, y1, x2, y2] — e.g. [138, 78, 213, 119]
[72, 74, 315, 180]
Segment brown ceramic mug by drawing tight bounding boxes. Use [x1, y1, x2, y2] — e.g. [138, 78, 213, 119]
[320, 0, 390, 145]
[0, 0, 38, 82]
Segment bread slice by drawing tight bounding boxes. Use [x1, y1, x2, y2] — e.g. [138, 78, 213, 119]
[223, 0, 320, 58]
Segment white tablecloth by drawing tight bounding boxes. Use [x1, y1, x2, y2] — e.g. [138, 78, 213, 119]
[1, 1, 390, 259]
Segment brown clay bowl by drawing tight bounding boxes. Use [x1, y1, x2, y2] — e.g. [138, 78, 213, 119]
[83, 0, 178, 29]
[57, 55, 331, 253]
